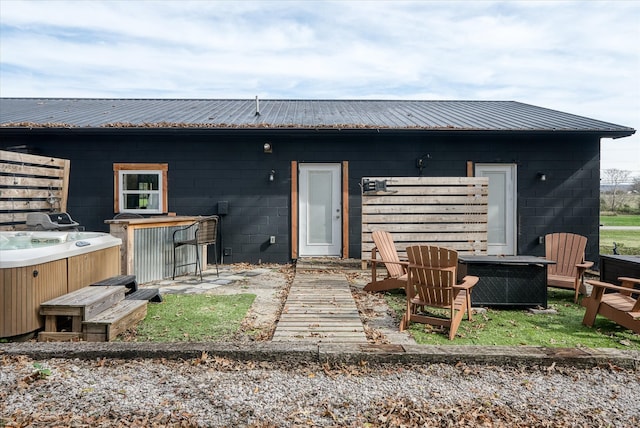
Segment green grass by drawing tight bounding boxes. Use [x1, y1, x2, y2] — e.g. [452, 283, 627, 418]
[599, 228, 640, 255]
[384, 289, 640, 349]
[600, 214, 640, 227]
[129, 293, 255, 342]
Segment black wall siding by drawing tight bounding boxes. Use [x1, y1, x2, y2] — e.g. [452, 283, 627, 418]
[1, 130, 600, 265]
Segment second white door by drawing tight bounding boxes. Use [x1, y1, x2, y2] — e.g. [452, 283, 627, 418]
[475, 164, 517, 255]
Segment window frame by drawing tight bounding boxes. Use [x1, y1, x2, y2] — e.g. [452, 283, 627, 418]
[113, 163, 168, 214]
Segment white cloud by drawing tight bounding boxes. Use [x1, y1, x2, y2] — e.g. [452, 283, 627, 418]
[1, 0, 638, 173]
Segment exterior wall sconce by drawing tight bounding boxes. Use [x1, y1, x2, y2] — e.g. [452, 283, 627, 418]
[537, 172, 547, 181]
[263, 142, 272, 153]
[416, 154, 431, 175]
[269, 169, 275, 182]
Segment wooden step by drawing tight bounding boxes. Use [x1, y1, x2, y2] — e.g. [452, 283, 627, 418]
[39, 286, 127, 337]
[125, 288, 162, 302]
[37, 332, 84, 342]
[91, 275, 138, 294]
[83, 300, 148, 342]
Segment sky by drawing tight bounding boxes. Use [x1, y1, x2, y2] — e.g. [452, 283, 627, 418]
[1, 0, 638, 178]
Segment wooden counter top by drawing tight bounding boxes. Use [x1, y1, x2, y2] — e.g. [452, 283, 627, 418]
[105, 215, 199, 226]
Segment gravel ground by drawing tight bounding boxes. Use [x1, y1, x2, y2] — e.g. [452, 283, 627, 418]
[2, 265, 639, 426]
[2, 355, 639, 427]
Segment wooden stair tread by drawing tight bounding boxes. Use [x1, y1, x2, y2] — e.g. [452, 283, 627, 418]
[39, 286, 126, 321]
[92, 275, 138, 294]
[40, 286, 126, 308]
[83, 300, 148, 342]
[84, 300, 147, 324]
[125, 288, 162, 302]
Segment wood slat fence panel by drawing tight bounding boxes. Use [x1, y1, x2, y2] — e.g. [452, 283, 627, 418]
[361, 177, 489, 264]
[0, 150, 70, 230]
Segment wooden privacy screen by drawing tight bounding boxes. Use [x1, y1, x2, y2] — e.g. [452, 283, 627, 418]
[0, 150, 70, 230]
[361, 177, 489, 266]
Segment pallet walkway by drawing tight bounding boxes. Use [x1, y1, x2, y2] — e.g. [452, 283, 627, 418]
[273, 272, 367, 343]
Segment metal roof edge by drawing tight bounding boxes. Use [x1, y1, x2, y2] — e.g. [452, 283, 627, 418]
[0, 125, 634, 139]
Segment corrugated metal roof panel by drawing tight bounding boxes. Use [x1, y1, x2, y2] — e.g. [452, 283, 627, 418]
[0, 98, 635, 137]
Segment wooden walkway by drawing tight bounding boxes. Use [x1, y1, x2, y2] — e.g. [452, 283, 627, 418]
[272, 272, 367, 343]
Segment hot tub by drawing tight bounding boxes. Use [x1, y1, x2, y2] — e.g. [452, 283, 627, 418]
[0, 231, 122, 339]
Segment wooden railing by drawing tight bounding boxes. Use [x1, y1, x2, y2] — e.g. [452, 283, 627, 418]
[0, 150, 70, 230]
[361, 177, 489, 267]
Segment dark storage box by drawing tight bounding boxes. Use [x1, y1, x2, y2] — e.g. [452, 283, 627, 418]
[599, 255, 640, 285]
[458, 256, 555, 308]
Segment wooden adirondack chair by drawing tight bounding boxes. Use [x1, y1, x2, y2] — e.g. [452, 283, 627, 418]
[400, 245, 479, 340]
[364, 230, 409, 292]
[545, 232, 594, 303]
[582, 277, 640, 334]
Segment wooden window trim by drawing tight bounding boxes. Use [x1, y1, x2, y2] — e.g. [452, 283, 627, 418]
[113, 163, 168, 213]
[342, 161, 349, 258]
[291, 161, 298, 259]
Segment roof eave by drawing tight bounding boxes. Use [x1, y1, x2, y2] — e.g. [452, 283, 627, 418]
[0, 125, 635, 139]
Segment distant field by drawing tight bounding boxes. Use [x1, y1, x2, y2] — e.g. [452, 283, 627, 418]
[599, 214, 640, 227]
[599, 228, 640, 255]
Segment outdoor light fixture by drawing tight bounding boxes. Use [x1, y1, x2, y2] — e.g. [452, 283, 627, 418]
[416, 153, 431, 175]
[263, 142, 272, 153]
[269, 169, 275, 182]
[538, 172, 547, 181]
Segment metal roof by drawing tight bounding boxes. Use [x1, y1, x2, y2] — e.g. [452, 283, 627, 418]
[0, 98, 635, 137]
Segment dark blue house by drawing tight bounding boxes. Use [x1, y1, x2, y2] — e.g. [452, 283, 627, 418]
[0, 98, 635, 266]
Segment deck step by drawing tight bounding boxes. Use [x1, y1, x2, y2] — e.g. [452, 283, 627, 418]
[91, 275, 138, 294]
[83, 300, 148, 342]
[125, 288, 163, 303]
[40, 286, 127, 320]
[37, 332, 84, 342]
[38, 286, 127, 338]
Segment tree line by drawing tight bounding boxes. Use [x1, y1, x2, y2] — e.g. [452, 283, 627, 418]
[601, 169, 640, 213]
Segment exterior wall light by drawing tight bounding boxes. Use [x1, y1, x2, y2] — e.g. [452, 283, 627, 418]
[269, 169, 275, 182]
[537, 172, 547, 181]
[263, 143, 272, 153]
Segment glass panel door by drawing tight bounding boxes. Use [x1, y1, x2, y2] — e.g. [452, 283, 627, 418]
[299, 163, 341, 256]
[475, 164, 517, 255]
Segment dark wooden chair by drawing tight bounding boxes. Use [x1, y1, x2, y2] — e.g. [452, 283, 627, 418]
[545, 232, 594, 303]
[582, 277, 640, 334]
[172, 215, 219, 280]
[364, 230, 409, 292]
[400, 245, 478, 340]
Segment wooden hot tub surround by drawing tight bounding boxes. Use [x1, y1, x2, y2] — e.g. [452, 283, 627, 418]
[0, 232, 121, 338]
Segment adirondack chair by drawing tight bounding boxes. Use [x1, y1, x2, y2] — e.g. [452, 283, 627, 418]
[364, 230, 409, 292]
[400, 245, 479, 340]
[545, 232, 594, 303]
[582, 277, 640, 334]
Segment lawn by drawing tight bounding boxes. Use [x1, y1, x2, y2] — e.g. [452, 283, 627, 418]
[600, 214, 640, 227]
[599, 214, 640, 254]
[384, 288, 640, 349]
[124, 293, 256, 342]
[132, 290, 640, 349]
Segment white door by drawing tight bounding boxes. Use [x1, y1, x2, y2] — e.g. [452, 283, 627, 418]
[475, 164, 517, 255]
[299, 163, 342, 257]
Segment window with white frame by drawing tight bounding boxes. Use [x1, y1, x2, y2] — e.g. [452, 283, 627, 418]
[114, 163, 168, 214]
